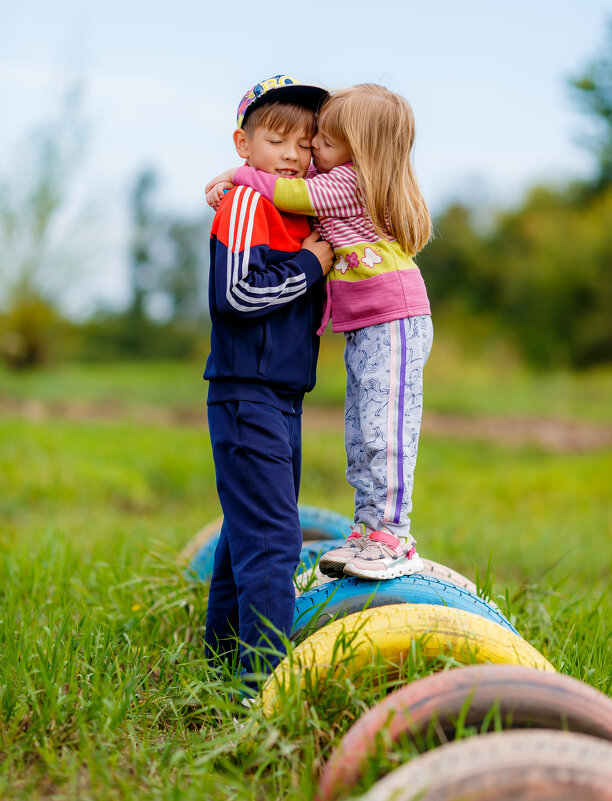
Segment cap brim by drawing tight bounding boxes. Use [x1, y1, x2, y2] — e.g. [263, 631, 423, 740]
[242, 84, 328, 125]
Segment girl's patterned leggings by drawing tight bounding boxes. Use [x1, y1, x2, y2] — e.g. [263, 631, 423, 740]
[344, 315, 434, 541]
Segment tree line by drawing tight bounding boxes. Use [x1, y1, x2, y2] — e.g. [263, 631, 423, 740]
[1, 25, 611, 369]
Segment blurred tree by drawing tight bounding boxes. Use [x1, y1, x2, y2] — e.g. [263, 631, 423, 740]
[0, 83, 87, 368]
[421, 27, 612, 370]
[163, 218, 209, 321]
[129, 168, 158, 320]
[570, 20, 612, 189]
[490, 184, 612, 366]
[422, 183, 612, 368]
[123, 168, 210, 357]
[125, 168, 160, 354]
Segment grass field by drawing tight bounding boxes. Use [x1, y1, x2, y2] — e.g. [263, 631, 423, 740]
[2, 332, 612, 421]
[1, 351, 611, 800]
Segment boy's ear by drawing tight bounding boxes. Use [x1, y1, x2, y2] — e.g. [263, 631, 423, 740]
[233, 129, 250, 160]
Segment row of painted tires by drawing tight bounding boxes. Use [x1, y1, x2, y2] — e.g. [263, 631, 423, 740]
[185, 505, 513, 638]
[185, 506, 612, 799]
[315, 663, 612, 800]
[185, 505, 552, 709]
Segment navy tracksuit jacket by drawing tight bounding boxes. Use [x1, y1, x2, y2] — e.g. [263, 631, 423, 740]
[203, 185, 324, 676]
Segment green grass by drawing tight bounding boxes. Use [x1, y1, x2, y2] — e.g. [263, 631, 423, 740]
[0, 360, 207, 409]
[312, 331, 612, 422]
[1, 349, 611, 799]
[1, 400, 611, 799]
[2, 331, 612, 421]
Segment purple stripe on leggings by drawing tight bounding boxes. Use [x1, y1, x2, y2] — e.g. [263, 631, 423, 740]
[393, 318, 407, 522]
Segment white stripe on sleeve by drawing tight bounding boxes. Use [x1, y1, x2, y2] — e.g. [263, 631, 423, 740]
[224, 186, 307, 312]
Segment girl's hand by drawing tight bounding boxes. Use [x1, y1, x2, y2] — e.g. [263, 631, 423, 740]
[206, 182, 234, 210]
[301, 231, 334, 276]
[205, 168, 238, 194]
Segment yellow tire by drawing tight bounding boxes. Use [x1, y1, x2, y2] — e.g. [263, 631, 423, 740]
[261, 604, 554, 717]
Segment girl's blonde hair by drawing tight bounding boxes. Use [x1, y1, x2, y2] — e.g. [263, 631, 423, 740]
[319, 84, 431, 255]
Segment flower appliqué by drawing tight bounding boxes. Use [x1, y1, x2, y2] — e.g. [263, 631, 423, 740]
[335, 252, 359, 274]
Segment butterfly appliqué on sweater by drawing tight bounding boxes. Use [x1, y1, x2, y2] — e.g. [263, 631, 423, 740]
[361, 247, 383, 270]
[334, 254, 349, 274]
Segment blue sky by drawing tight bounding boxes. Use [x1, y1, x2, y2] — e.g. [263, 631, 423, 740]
[1, 0, 611, 310]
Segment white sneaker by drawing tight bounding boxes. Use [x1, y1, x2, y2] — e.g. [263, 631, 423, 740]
[318, 525, 371, 578]
[343, 529, 423, 580]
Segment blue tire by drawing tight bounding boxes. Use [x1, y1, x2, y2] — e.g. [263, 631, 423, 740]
[190, 507, 352, 582]
[291, 574, 518, 638]
[189, 536, 221, 582]
[297, 539, 347, 571]
[297, 506, 353, 541]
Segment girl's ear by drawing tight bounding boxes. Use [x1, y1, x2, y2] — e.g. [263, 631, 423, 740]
[233, 129, 250, 160]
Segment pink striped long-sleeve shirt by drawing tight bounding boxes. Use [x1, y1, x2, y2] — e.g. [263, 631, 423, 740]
[233, 163, 430, 333]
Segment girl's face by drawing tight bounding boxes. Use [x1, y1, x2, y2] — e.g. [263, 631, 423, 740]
[311, 124, 352, 173]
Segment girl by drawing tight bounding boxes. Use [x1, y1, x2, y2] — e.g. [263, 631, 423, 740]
[206, 84, 433, 581]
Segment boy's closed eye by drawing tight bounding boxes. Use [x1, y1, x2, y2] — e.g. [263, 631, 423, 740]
[266, 138, 311, 150]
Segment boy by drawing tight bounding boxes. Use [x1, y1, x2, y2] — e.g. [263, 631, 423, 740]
[203, 75, 333, 686]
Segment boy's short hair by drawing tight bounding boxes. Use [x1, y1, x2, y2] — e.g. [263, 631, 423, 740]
[242, 102, 317, 139]
[236, 74, 327, 136]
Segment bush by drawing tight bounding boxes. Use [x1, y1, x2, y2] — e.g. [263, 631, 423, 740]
[419, 183, 612, 368]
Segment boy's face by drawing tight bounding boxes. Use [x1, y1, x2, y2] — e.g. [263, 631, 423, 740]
[233, 125, 312, 178]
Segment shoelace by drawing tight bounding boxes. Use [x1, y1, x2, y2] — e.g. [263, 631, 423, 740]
[359, 541, 399, 559]
[360, 538, 415, 560]
[348, 536, 370, 549]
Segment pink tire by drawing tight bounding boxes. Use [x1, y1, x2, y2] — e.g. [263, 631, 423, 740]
[352, 730, 612, 801]
[317, 665, 612, 801]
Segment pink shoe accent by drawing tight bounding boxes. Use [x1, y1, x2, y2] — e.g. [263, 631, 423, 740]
[347, 531, 363, 540]
[368, 530, 400, 548]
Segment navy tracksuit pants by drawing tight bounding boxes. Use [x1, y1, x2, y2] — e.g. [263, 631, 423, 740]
[204, 399, 303, 677]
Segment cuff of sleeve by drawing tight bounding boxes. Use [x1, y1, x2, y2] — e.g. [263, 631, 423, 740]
[233, 165, 252, 186]
[233, 165, 277, 201]
[297, 247, 325, 285]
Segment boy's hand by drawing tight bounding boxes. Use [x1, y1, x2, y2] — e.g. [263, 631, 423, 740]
[206, 182, 234, 210]
[205, 168, 237, 194]
[301, 231, 334, 276]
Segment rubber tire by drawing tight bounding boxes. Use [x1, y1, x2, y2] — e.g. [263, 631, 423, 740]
[179, 515, 224, 563]
[352, 730, 612, 801]
[416, 558, 481, 600]
[298, 539, 346, 571]
[260, 604, 554, 717]
[188, 507, 353, 581]
[188, 533, 222, 582]
[296, 548, 492, 603]
[188, 536, 334, 585]
[297, 506, 353, 541]
[292, 575, 516, 638]
[317, 664, 612, 801]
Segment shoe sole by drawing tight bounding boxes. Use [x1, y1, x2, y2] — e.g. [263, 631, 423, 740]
[343, 555, 424, 580]
[319, 540, 370, 578]
[318, 558, 350, 579]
